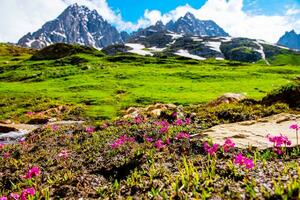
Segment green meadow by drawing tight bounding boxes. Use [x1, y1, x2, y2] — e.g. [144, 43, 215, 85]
[0, 44, 299, 120]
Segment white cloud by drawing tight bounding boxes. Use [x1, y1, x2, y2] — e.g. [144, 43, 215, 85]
[0, 0, 299, 43]
[135, 0, 299, 43]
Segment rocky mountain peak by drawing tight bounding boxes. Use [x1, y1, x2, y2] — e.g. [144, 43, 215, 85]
[277, 30, 300, 50]
[18, 4, 122, 49]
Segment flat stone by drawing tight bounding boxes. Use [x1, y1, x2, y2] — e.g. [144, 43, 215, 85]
[196, 113, 300, 149]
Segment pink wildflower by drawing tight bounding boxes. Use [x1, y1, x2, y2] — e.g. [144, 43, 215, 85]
[203, 142, 219, 155]
[19, 138, 26, 145]
[0, 196, 7, 200]
[3, 152, 10, 159]
[234, 153, 254, 169]
[155, 139, 166, 149]
[86, 126, 94, 134]
[23, 166, 41, 179]
[267, 134, 291, 147]
[165, 138, 171, 145]
[222, 138, 235, 152]
[0, 143, 4, 149]
[134, 116, 143, 124]
[289, 123, 299, 130]
[146, 137, 154, 142]
[175, 119, 183, 126]
[159, 121, 169, 133]
[58, 150, 70, 159]
[111, 135, 135, 149]
[9, 193, 20, 200]
[26, 112, 34, 116]
[175, 132, 190, 140]
[185, 118, 191, 125]
[20, 188, 35, 200]
[51, 125, 58, 132]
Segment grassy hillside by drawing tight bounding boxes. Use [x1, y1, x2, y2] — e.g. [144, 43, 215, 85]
[0, 44, 299, 121]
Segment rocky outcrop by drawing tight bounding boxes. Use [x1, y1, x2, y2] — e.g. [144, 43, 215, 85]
[196, 113, 300, 149]
[18, 4, 123, 49]
[208, 93, 246, 106]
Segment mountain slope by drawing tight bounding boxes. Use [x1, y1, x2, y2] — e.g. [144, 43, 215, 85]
[166, 12, 229, 37]
[18, 4, 123, 49]
[277, 30, 300, 50]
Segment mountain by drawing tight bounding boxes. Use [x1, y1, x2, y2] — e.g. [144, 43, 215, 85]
[166, 12, 229, 37]
[277, 30, 300, 50]
[18, 4, 123, 49]
[104, 31, 299, 64]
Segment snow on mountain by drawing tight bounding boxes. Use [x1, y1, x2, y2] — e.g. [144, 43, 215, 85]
[18, 3, 123, 49]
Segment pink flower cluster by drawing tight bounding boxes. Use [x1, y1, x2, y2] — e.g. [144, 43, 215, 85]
[58, 150, 70, 159]
[267, 134, 292, 147]
[1, 187, 36, 200]
[174, 118, 191, 126]
[175, 132, 190, 140]
[203, 142, 219, 155]
[21, 166, 41, 179]
[86, 126, 94, 134]
[290, 123, 299, 130]
[111, 135, 135, 149]
[134, 116, 143, 124]
[159, 121, 169, 133]
[222, 139, 235, 152]
[0, 143, 4, 149]
[155, 139, 166, 149]
[234, 153, 254, 169]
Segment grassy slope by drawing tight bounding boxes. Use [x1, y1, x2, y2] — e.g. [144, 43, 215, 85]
[0, 45, 299, 121]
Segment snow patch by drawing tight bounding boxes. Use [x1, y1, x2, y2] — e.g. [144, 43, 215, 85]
[253, 41, 270, 65]
[205, 41, 222, 53]
[174, 50, 206, 60]
[148, 47, 166, 52]
[166, 33, 183, 40]
[191, 37, 203, 42]
[125, 43, 153, 56]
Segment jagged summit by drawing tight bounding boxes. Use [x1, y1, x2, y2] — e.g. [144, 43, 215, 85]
[277, 30, 300, 50]
[18, 4, 123, 49]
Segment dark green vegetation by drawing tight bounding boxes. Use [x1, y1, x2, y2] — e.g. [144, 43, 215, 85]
[0, 43, 299, 121]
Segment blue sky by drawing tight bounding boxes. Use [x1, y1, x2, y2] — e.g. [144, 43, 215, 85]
[0, 0, 299, 43]
[107, 0, 300, 22]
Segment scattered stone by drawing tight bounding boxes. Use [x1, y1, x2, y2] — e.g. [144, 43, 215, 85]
[151, 109, 162, 117]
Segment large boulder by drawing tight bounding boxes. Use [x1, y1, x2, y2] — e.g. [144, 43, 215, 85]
[208, 93, 246, 106]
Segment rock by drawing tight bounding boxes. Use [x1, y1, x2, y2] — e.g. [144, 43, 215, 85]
[154, 103, 167, 109]
[126, 107, 139, 114]
[146, 105, 156, 112]
[48, 118, 58, 122]
[0, 125, 18, 133]
[151, 109, 162, 117]
[166, 104, 177, 109]
[208, 93, 246, 106]
[196, 113, 300, 149]
[0, 120, 12, 124]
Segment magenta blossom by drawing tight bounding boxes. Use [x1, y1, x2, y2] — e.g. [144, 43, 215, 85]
[175, 132, 190, 140]
[51, 125, 59, 132]
[234, 153, 254, 169]
[146, 137, 154, 142]
[185, 118, 191, 125]
[10, 193, 20, 200]
[203, 142, 219, 155]
[155, 139, 166, 150]
[3, 152, 10, 159]
[26, 111, 34, 116]
[134, 116, 143, 124]
[111, 135, 135, 149]
[22, 166, 41, 179]
[289, 123, 299, 130]
[86, 126, 95, 134]
[165, 138, 171, 145]
[175, 119, 183, 126]
[0, 143, 4, 149]
[21, 188, 35, 200]
[0, 196, 7, 200]
[58, 150, 70, 159]
[267, 134, 292, 147]
[222, 138, 235, 152]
